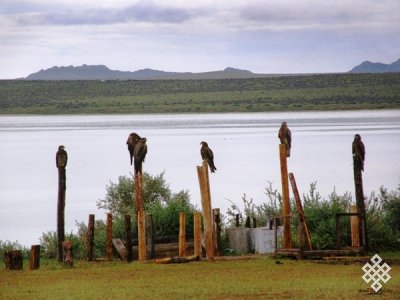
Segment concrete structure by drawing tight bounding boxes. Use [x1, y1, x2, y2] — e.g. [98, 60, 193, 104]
[226, 226, 283, 255]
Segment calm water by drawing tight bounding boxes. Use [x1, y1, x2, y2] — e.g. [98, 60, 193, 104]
[1, 110, 399, 246]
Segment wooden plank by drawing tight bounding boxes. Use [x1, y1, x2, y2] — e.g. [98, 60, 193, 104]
[124, 214, 133, 262]
[112, 238, 127, 260]
[289, 173, 312, 250]
[87, 214, 95, 261]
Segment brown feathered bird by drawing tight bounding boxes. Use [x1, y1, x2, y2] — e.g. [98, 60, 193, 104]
[352, 134, 365, 171]
[56, 145, 68, 169]
[134, 137, 147, 174]
[126, 133, 141, 165]
[200, 141, 217, 173]
[278, 121, 292, 157]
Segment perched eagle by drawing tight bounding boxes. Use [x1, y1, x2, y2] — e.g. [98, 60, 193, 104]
[352, 134, 365, 171]
[200, 141, 217, 173]
[278, 122, 292, 157]
[56, 145, 68, 169]
[126, 132, 141, 165]
[133, 137, 147, 174]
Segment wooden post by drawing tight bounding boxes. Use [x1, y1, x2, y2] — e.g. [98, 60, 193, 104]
[57, 167, 66, 263]
[279, 144, 291, 248]
[4, 250, 23, 270]
[135, 172, 147, 261]
[179, 212, 186, 257]
[274, 217, 278, 250]
[125, 214, 133, 262]
[87, 214, 95, 261]
[235, 214, 240, 227]
[245, 216, 251, 228]
[197, 161, 215, 261]
[106, 213, 113, 261]
[29, 245, 41, 270]
[193, 212, 202, 258]
[145, 213, 155, 260]
[289, 173, 312, 250]
[350, 205, 360, 247]
[213, 208, 222, 256]
[252, 217, 257, 228]
[353, 153, 368, 252]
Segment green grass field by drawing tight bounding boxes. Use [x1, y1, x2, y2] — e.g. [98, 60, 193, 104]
[1, 73, 399, 114]
[1, 257, 398, 299]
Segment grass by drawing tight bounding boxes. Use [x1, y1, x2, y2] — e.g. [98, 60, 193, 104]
[0, 257, 398, 299]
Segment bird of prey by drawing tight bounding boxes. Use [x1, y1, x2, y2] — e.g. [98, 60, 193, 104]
[56, 145, 68, 169]
[278, 122, 292, 157]
[133, 137, 147, 174]
[126, 132, 141, 165]
[352, 134, 365, 171]
[200, 141, 217, 173]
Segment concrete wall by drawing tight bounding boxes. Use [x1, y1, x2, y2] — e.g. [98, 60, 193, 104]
[226, 226, 283, 255]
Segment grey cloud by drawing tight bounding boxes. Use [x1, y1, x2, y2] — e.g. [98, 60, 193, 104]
[9, 1, 196, 26]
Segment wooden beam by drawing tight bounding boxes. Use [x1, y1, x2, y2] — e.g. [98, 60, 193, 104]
[106, 213, 113, 261]
[179, 212, 186, 257]
[87, 214, 95, 261]
[193, 212, 202, 258]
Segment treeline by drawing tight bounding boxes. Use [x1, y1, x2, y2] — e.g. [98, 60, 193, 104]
[0, 73, 399, 114]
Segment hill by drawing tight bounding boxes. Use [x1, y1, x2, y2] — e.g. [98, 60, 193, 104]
[25, 65, 270, 80]
[349, 58, 400, 73]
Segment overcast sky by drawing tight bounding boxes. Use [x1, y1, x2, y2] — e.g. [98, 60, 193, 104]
[1, 0, 399, 79]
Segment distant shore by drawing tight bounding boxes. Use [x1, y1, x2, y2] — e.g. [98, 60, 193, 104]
[1, 73, 399, 114]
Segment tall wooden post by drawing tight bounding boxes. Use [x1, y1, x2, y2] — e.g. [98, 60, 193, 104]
[193, 212, 202, 258]
[106, 213, 113, 261]
[279, 144, 291, 248]
[197, 161, 215, 261]
[125, 214, 133, 262]
[353, 153, 368, 252]
[57, 167, 66, 263]
[135, 173, 147, 261]
[29, 245, 40, 270]
[146, 213, 155, 260]
[179, 212, 186, 257]
[87, 214, 95, 261]
[350, 205, 360, 247]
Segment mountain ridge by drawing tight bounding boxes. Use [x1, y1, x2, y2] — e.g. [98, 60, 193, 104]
[25, 65, 269, 80]
[349, 58, 400, 73]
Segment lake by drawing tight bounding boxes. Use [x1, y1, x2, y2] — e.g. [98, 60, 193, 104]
[0, 110, 399, 246]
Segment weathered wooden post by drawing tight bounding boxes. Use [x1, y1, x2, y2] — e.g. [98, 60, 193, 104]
[56, 145, 68, 263]
[87, 214, 95, 261]
[279, 144, 291, 248]
[245, 216, 251, 228]
[235, 214, 240, 227]
[29, 245, 40, 270]
[252, 217, 257, 228]
[145, 213, 155, 260]
[179, 212, 186, 257]
[352, 134, 368, 252]
[135, 173, 147, 261]
[197, 161, 215, 261]
[106, 213, 113, 261]
[4, 250, 23, 270]
[213, 208, 222, 256]
[125, 214, 133, 262]
[193, 212, 202, 258]
[350, 205, 360, 247]
[289, 173, 312, 250]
